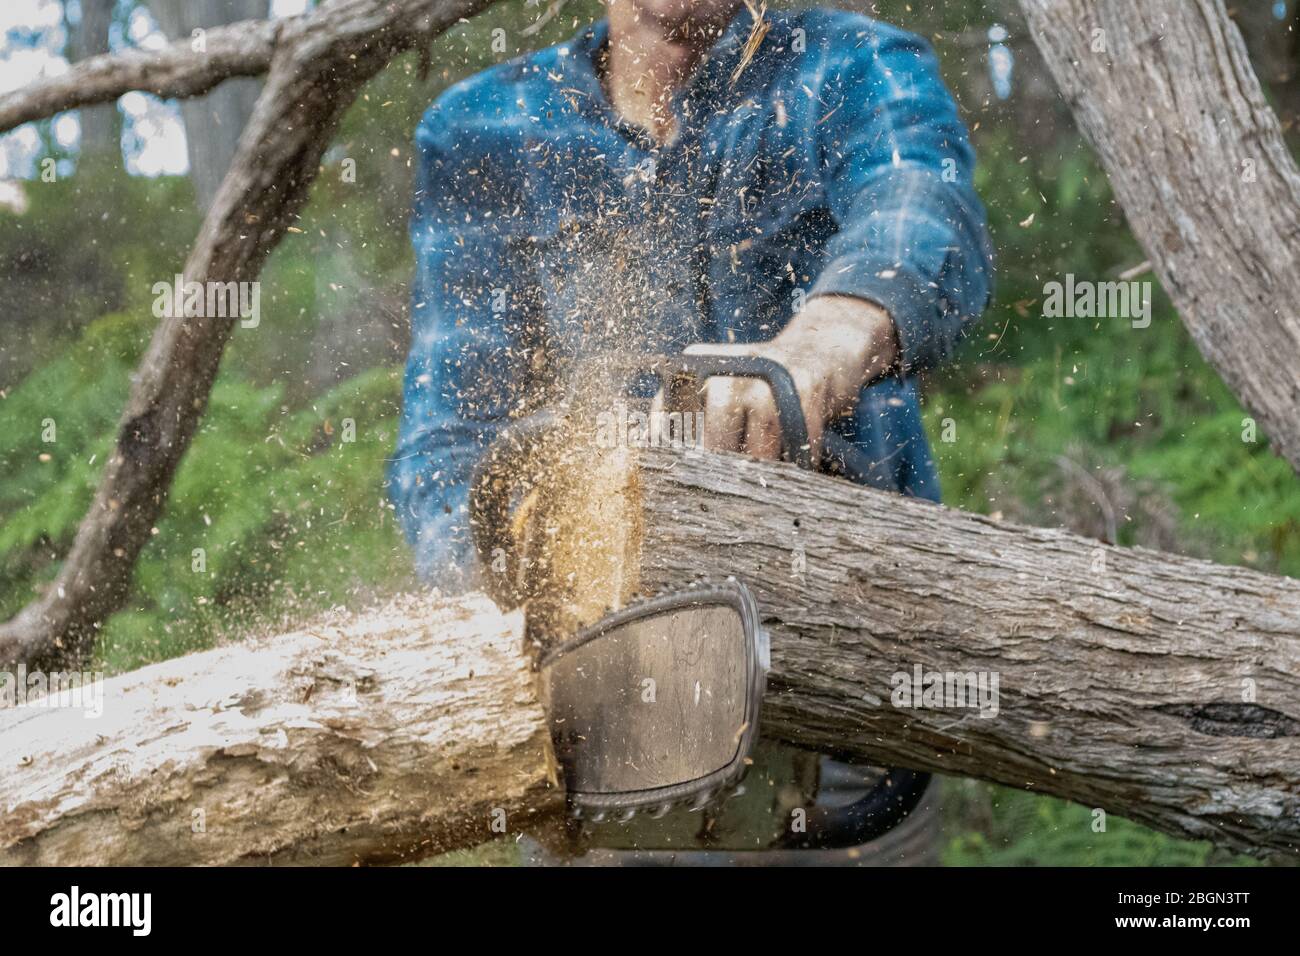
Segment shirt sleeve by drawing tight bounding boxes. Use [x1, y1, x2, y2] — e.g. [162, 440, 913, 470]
[388, 96, 538, 584]
[809, 22, 994, 375]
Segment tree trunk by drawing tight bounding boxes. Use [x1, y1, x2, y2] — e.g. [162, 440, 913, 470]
[69, 0, 119, 168]
[0, 593, 559, 866]
[149, 0, 269, 210]
[1017, 0, 1300, 474]
[624, 447, 1300, 860]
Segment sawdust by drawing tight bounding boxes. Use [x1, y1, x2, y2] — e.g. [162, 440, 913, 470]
[476, 98, 723, 653]
[730, 1, 771, 88]
[513, 388, 646, 654]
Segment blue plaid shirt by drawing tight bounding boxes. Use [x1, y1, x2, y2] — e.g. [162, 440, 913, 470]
[391, 7, 993, 581]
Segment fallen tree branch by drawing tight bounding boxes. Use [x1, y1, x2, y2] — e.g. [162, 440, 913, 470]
[0, 18, 280, 134]
[1018, 0, 1300, 473]
[0, 593, 559, 866]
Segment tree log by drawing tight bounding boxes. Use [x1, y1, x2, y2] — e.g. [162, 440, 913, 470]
[1018, 0, 1300, 474]
[0, 593, 559, 866]
[5, 446, 1298, 863]
[628, 447, 1300, 860]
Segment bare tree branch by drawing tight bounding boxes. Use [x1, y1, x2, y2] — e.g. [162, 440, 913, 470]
[0, 17, 281, 134]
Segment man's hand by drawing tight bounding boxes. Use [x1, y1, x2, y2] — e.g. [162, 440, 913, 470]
[657, 295, 899, 462]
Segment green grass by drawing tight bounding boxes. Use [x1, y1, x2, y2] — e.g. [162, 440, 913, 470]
[940, 780, 1258, 867]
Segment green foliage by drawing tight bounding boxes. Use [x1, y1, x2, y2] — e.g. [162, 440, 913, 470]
[0, 312, 415, 672]
[99, 360, 417, 671]
[941, 780, 1258, 867]
[0, 167, 198, 381]
[0, 311, 149, 617]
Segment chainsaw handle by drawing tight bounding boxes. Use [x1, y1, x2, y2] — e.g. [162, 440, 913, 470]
[643, 354, 881, 479]
[646, 354, 813, 470]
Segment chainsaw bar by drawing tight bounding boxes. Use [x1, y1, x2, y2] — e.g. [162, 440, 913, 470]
[538, 582, 769, 819]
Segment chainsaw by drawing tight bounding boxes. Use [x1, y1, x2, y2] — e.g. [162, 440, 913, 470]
[468, 354, 929, 845]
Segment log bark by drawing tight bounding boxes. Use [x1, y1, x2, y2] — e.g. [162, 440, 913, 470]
[5, 448, 1298, 863]
[1018, 0, 1300, 473]
[0, 593, 559, 866]
[628, 447, 1300, 860]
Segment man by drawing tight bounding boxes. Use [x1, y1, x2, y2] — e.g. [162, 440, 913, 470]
[391, 0, 992, 856]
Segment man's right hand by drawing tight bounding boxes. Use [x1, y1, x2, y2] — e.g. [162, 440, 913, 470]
[650, 295, 898, 463]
